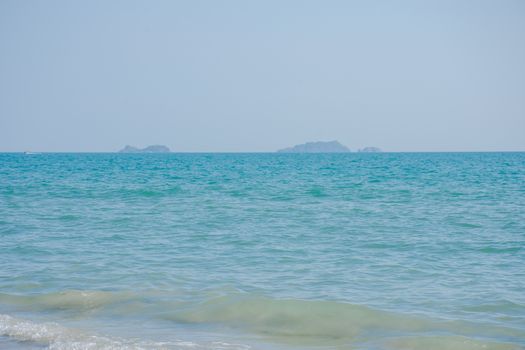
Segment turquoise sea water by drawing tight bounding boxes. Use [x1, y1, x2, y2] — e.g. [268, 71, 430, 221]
[0, 152, 524, 350]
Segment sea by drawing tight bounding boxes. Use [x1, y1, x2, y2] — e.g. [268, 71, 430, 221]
[0, 152, 524, 350]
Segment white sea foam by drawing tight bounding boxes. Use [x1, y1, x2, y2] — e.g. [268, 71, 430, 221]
[0, 314, 250, 350]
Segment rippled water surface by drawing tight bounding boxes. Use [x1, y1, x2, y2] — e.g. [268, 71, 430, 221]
[1, 153, 524, 349]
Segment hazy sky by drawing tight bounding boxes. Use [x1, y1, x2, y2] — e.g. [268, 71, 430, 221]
[1, 0, 524, 152]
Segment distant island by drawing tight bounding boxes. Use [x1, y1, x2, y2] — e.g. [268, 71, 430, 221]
[358, 147, 382, 153]
[119, 145, 170, 153]
[277, 141, 350, 153]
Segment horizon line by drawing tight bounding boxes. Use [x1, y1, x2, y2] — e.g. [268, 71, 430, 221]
[2, 150, 525, 154]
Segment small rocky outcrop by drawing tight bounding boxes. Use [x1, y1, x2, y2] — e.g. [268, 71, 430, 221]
[358, 147, 382, 153]
[119, 145, 171, 153]
[277, 141, 350, 153]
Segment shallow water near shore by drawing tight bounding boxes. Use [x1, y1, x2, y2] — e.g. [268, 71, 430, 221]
[1, 152, 524, 349]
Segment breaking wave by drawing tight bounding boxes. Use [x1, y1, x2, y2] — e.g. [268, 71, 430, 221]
[1, 290, 523, 349]
[0, 314, 250, 350]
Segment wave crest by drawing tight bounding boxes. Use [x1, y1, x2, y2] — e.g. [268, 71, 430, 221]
[0, 290, 132, 312]
[0, 314, 250, 350]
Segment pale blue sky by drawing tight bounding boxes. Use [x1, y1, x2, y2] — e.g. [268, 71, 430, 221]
[1, 0, 524, 152]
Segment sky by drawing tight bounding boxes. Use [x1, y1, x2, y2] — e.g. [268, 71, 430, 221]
[0, 0, 524, 152]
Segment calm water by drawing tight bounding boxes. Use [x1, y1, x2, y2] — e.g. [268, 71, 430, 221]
[0, 152, 524, 350]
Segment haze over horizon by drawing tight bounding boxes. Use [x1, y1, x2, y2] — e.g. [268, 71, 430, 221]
[1, 0, 524, 153]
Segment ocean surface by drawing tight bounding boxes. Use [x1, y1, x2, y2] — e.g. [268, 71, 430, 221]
[0, 152, 524, 350]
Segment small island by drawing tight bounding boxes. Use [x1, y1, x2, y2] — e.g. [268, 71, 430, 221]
[119, 145, 171, 153]
[277, 141, 350, 153]
[358, 147, 382, 153]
